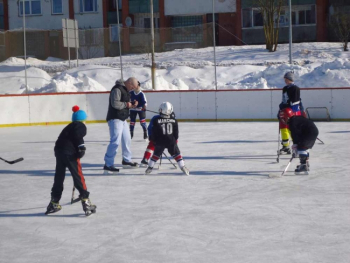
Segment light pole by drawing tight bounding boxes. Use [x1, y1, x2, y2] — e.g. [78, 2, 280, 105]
[150, 0, 156, 90]
[212, 0, 217, 90]
[288, 0, 292, 65]
[116, 0, 124, 80]
[22, 0, 28, 93]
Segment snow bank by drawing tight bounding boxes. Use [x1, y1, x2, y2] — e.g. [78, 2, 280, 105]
[0, 43, 349, 94]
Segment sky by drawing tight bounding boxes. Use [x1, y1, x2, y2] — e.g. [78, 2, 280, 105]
[0, 121, 350, 263]
[0, 42, 350, 94]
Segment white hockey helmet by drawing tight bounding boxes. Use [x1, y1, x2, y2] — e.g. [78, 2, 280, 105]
[159, 102, 173, 116]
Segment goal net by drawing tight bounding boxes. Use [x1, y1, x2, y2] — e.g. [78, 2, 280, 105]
[305, 107, 331, 121]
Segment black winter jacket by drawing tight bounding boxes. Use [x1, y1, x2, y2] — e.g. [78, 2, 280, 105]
[54, 121, 86, 156]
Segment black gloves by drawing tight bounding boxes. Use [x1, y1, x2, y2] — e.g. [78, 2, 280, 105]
[77, 146, 86, 159]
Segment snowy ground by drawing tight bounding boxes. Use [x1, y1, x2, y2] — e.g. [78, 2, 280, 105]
[1, 121, 350, 263]
[0, 42, 349, 94]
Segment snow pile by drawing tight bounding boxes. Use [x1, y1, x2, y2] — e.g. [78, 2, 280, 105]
[299, 59, 350, 88]
[0, 65, 51, 94]
[0, 43, 349, 94]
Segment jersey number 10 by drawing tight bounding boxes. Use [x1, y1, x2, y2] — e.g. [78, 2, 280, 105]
[161, 123, 173, 135]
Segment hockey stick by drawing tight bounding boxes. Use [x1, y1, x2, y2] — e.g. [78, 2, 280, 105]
[163, 152, 177, 169]
[0, 157, 24, 165]
[317, 137, 325, 144]
[280, 156, 294, 177]
[71, 187, 80, 204]
[276, 128, 281, 163]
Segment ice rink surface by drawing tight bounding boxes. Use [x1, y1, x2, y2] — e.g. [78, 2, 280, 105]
[0, 121, 349, 263]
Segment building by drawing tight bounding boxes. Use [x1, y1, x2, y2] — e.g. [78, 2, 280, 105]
[0, 0, 349, 61]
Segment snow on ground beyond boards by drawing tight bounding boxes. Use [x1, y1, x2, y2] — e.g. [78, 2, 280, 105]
[0, 42, 349, 94]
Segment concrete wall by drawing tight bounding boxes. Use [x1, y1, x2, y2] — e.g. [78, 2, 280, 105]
[164, 0, 236, 16]
[0, 88, 349, 127]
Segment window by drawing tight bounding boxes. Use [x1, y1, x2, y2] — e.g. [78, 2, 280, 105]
[19, 0, 41, 16]
[242, 5, 316, 28]
[144, 18, 159, 28]
[80, 0, 98, 13]
[242, 9, 252, 27]
[242, 8, 263, 28]
[52, 0, 63, 14]
[253, 10, 263, 27]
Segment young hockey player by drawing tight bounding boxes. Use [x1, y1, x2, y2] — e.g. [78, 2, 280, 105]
[278, 71, 302, 155]
[145, 102, 189, 175]
[140, 111, 176, 167]
[45, 106, 96, 216]
[279, 108, 319, 174]
[129, 81, 148, 140]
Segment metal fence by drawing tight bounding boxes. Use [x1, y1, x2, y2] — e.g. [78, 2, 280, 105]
[0, 23, 215, 63]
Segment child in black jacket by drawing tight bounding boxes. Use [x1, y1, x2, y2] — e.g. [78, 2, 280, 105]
[145, 102, 189, 175]
[46, 106, 96, 216]
[279, 107, 319, 174]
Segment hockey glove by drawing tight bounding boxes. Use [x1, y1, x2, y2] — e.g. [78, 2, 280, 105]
[77, 146, 86, 159]
[292, 144, 298, 157]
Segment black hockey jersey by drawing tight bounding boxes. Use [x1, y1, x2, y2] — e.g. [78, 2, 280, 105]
[54, 121, 86, 155]
[279, 84, 301, 112]
[148, 114, 178, 146]
[289, 116, 319, 149]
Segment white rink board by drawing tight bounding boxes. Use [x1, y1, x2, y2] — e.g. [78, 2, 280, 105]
[0, 88, 349, 126]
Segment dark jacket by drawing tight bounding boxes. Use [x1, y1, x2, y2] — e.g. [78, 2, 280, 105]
[106, 83, 131, 121]
[289, 116, 319, 149]
[148, 114, 178, 146]
[54, 121, 86, 156]
[279, 83, 301, 111]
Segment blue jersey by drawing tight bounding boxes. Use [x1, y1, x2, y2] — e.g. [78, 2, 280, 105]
[130, 90, 147, 111]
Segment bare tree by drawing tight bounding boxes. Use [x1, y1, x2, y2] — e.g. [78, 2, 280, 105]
[329, 11, 350, 51]
[256, 0, 284, 52]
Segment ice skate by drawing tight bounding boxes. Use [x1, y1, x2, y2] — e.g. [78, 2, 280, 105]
[145, 166, 153, 175]
[45, 200, 62, 215]
[143, 130, 148, 141]
[180, 166, 190, 176]
[122, 160, 139, 169]
[295, 163, 309, 175]
[279, 146, 291, 155]
[103, 165, 119, 174]
[81, 198, 96, 216]
[140, 158, 148, 167]
[130, 130, 134, 139]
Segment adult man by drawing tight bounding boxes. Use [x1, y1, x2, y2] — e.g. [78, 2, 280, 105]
[278, 71, 302, 154]
[104, 77, 139, 173]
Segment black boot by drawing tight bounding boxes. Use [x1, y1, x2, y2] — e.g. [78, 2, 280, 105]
[130, 130, 134, 139]
[143, 130, 148, 140]
[45, 199, 62, 215]
[122, 159, 139, 169]
[280, 146, 291, 154]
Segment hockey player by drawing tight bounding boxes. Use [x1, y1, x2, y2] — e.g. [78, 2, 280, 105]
[129, 81, 148, 140]
[279, 108, 319, 174]
[145, 102, 189, 175]
[278, 71, 302, 154]
[140, 111, 177, 167]
[45, 106, 96, 216]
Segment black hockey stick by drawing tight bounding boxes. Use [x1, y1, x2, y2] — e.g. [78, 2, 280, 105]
[163, 152, 177, 169]
[0, 157, 24, 165]
[145, 109, 170, 117]
[71, 187, 80, 204]
[317, 138, 325, 144]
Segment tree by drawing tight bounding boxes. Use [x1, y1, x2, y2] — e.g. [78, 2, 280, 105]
[256, 0, 284, 52]
[329, 11, 350, 51]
